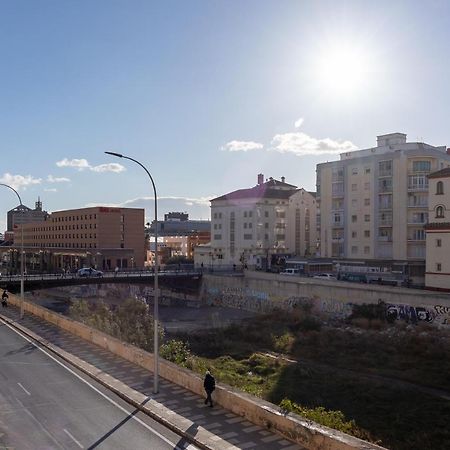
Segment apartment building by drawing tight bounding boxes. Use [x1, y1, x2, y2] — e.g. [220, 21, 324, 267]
[316, 132, 450, 283]
[425, 168, 450, 290]
[16, 206, 145, 271]
[210, 174, 317, 268]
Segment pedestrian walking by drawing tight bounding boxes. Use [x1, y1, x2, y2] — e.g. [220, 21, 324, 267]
[203, 370, 215, 407]
[2, 289, 9, 307]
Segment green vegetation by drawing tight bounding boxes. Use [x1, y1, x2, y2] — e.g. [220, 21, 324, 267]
[279, 398, 370, 440]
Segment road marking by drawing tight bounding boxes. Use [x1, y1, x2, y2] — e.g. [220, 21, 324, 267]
[16, 398, 65, 449]
[17, 382, 31, 395]
[64, 428, 84, 448]
[1, 319, 194, 450]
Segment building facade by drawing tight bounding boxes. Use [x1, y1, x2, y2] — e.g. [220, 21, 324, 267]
[14, 206, 145, 271]
[6, 198, 48, 241]
[210, 174, 317, 269]
[425, 168, 450, 290]
[316, 133, 450, 283]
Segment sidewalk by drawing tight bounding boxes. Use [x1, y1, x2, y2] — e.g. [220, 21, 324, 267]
[0, 305, 303, 450]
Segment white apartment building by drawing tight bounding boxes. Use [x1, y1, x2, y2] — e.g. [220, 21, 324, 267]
[210, 174, 317, 269]
[425, 168, 450, 290]
[316, 133, 450, 283]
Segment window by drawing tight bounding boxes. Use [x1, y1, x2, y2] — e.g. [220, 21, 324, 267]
[364, 182, 370, 190]
[379, 160, 393, 176]
[352, 231, 357, 238]
[352, 167, 358, 175]
[437, 239, 442, 247]
[364, 230, 370, 238]
[351, 246, 358, 254]
[364, 246, 370, 254]
[244, 211, 247, 218]
[352, 183, 357, 191]
[265, 211, 269, 218]
[244, 223, 247, 229]
[364, 198, 370, 206]
[352, 199, 357, 207]
[249, 222, 253, 228]
[265, 222, 269, 228]
[364, 167, 371, 174]
[243, 234, 253, 240]
[352, 215, 357, 223]
[249, 211, 253, 218]
[436, 263, 442, 272]
[436, 206, 445, 218]
[412, 161, 431, 172]
[437, 181, 444, 195]
[364, 214, 370, 222]
[214, 234, 222, 240]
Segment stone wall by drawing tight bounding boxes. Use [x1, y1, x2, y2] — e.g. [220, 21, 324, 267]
[201, 272, 450, 327]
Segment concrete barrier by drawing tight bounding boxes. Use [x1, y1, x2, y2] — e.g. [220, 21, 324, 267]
[7, 294, 385, 450]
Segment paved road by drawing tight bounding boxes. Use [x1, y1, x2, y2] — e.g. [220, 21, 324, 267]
[0, 320, 197, 450]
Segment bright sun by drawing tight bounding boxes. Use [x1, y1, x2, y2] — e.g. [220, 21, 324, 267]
[314, 43, 371, 97]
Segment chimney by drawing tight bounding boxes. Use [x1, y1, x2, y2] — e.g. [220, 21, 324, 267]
[257, 173, 264, 185]
[281, 176, 285, 183]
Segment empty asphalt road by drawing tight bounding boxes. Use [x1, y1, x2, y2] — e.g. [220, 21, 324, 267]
[0, 319, 196, 450]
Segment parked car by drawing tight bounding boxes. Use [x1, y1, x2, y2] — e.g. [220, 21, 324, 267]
[279, 268, 300, 276]
[313, 273, 336, 281]
[77, 268, 103, 278]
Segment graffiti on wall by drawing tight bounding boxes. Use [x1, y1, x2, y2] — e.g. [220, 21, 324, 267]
[386, 303, 450, 326]
[320, 298, 353, 318]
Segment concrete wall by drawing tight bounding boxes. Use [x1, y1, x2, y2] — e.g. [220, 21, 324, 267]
[7, 293, 384, 450]
[201, 272, 450, 327]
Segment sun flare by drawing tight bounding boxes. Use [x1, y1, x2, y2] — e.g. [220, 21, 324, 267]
[314, 42, 371, 97]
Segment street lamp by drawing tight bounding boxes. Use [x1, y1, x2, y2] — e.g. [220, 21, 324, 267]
[0, 183, 25, 319]
[105, 151, 160, 394]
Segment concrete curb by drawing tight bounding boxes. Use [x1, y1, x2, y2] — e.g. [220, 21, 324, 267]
[0, 313, 231, 450]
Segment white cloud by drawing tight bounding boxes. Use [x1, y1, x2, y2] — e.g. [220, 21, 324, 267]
[44, 188, 57, 192]
[271, 132, 357, 156]
[90, 163, 125, 173]
[294, 117, 304, 128]
[47, 175, 70, 183]
[221, 140, 264, 152]
[0, 173, 42, 191]
[56, 158, 125, 173]
[56, 158, 90, 170]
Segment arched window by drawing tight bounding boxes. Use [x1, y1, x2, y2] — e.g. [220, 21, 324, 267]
[436, 206, 445, 218]
[436, 181, 444, 195]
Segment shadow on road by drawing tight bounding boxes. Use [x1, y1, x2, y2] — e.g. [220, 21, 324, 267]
[87, 397, 151, 449]
[4, 342, 37, 356]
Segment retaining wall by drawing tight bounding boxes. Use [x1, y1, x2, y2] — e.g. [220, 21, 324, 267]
[201, 272, 450, 327]
[7, 294, 383, 450]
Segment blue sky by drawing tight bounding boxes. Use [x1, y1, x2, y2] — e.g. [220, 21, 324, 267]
[1, 0, 450, 229]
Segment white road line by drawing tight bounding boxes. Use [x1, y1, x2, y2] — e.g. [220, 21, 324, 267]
[17, 382, 31, 395]
[16, 398, 65, 449]
[64, 428, 84, 448]
[1, 319, 194, 450]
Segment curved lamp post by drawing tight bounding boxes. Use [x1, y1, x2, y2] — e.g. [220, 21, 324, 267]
[0, 183, 25, 319]
[105, 152, 160, 394]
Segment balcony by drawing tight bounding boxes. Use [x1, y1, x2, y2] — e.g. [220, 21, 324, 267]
[408, 184, 429, 191]
[378, 236, 393, 242]
[332, 222, 344, 228]
[379, 220, 392, 227]
[379, 170, 393, 177]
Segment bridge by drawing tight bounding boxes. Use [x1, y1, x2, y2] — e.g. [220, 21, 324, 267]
[0, 269, 203, 293]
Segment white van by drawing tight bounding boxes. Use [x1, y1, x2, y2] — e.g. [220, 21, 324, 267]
[279, 268, 300, 276]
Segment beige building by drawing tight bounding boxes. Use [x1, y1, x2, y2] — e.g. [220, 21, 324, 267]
[425, 168, 450, 290]
[210, 174, 317, 269]
[16, 206, 145, 271]
[316, 133, 450, 283]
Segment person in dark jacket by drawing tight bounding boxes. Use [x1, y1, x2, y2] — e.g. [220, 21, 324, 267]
[203, 370, 215, 407]
[2, 289, 8, 307]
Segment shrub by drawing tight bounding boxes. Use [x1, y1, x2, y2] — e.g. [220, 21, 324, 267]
[160, 339, 191, 366]
[279, 398, 370, 440]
